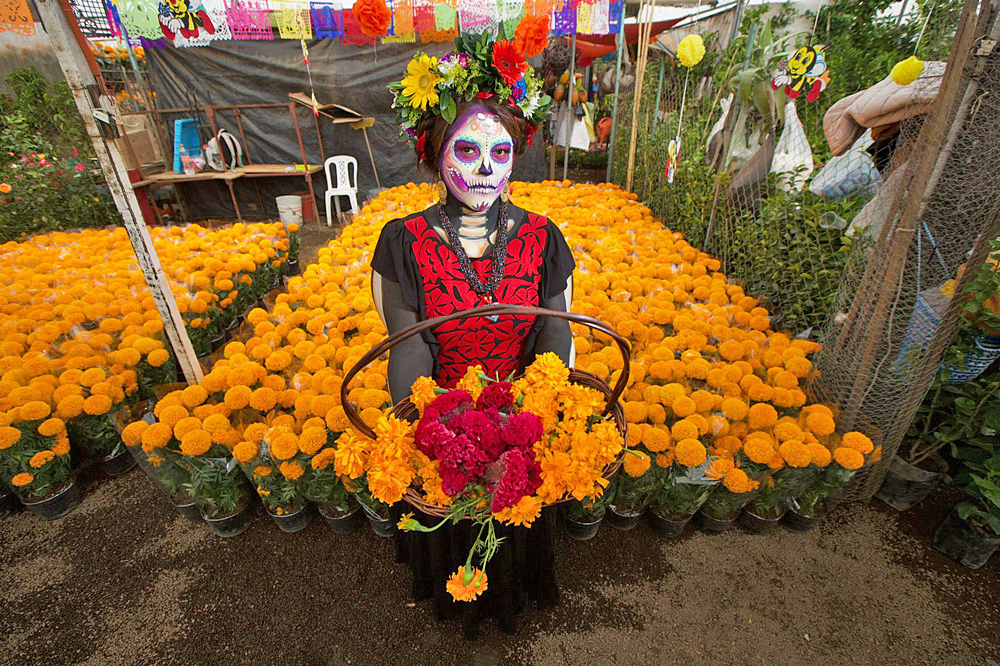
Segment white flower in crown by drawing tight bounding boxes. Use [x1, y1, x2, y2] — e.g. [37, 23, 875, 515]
[436, 52, 469, 80]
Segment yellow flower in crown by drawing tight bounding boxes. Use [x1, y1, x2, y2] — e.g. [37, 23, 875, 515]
[401, 55, 442, 111]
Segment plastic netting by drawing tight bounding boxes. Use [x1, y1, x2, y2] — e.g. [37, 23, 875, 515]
[610, 0, 999, 499]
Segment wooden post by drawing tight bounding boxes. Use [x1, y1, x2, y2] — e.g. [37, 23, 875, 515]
[562, 28, 577, 181]
[37, 0, 203, 383]
[605, 0, 628, 183]
[625, 0, 659, 192]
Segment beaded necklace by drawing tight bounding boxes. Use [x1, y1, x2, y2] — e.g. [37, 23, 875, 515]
[437, 201, 509, 306]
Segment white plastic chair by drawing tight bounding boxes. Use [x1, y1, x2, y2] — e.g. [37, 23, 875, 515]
[324, 155, 360, 226]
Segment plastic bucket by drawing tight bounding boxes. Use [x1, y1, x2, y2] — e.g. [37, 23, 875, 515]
[276, 195, 303, 226]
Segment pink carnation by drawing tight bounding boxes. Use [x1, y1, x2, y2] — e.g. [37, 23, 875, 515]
[490, 448, 542, 512]
[476, 382, 514, 412]
[502, 412, 543, 450]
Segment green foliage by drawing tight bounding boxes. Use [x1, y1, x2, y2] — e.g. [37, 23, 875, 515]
[0, 67, 90, 157]
[183, 454, 251, 518]
[606, 468, 655, 512]
[545, 145, 608, 170]
[1, 424, 73, 501]
[954, 444, 1000, 536]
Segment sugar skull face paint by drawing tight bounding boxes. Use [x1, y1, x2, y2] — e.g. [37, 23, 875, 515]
[439, 107, 514, 212]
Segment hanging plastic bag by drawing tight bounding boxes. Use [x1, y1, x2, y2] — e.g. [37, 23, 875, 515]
[706, 94, 733, 153]
[808, 130, 883, 201]
[770, 100, 814, 192]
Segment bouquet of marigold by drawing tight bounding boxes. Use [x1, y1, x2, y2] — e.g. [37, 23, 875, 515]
[354, 353, 625, 602]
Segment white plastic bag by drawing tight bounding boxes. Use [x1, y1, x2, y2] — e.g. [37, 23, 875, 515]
[770, 100, 814, 192]
[808, 130, 883, 201]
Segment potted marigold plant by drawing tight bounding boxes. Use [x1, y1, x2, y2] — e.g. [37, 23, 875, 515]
[605, 452, 655, 531]
[696, 458, 761, 534]
[302, 431, 364, 534]
[786, 431, 873, 532]
[561, 497, 607, 541]
[0, 404, 78, 520]
[56, 366, 135, 476]
[233, 421, 315, 534]
[647, 438, 720, 538]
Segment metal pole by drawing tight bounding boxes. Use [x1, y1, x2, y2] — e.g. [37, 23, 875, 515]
[562, 28, 578, 181]
[37, 0, 203, 383]
[605, 0, 628, 183]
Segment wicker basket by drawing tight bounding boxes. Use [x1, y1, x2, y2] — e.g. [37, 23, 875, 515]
[340, 304, 632, 518]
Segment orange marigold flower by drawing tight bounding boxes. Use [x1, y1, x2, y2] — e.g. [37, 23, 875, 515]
[806, 412, 836, 436]
[705, 456, 735, 480]
[743, 437, 775, 464]
[158, 404, 189, 428]
[269, 432, 299, 461]
[0, 426, 19, 449]
[675, 438, 707, 467]
[122, 420, 148, 447]
[233, 440, 259, 464]
[747, 403, 778, 429]
[311, 446, 337, 471]
[83, 394, 113, 416]
[778, 440, 812, 468]
[834, 446, 865, 470]
[29, 450, 55, 468]
[623, 449, 651, 477]
[279, 460, 304, 481]
[20, 401, 51, 422]
[720, 398, 748, 421]
[671, 395, 696, 418]
[11, 472, 33, 487]
[141, 422, 173, 452]
[841, 431, 874, 454]
[446, 566, 488, 602]
[722, 468, 759, 494]
[181, 385, 208, 408]
[249, 387, 277, 412]
[807, 442, 832, 467]
[37, 417, 65, 438]
[180, 429, 213, 456]
[254, 465, 273, 477]
[409, 376, 439, 414]
[147, 349, 171, 368]
[224, 385, 252, 410]
[298, 427, 327, 455]
[494, 495, 543, 527]
[642, 426, 672, 452]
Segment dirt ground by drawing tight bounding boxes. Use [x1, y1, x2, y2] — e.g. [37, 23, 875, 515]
[1, 463, 998, 666]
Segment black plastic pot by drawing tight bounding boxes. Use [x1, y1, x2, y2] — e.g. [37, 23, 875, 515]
[695, 507, 739, 534]
[96, 446, 136, 477]
[201, 497, 254, 537]
[647, 508, 692, 538]
[606, 504, 644, 531]
[933, 508, 1000, 569]
[739, 505, 787, 534]
[286, 259, 301, 276]
[20, 480, 82, 521]
[361, 504, 395, 537]
[267, 503, 315, 534]
[210, 333, 227, 352]
[783, 504, 828, 533]
[170, 495, 202, 522]
[318, 499, 365, 535]
[561, 507, 603, 541]
[0, 488, 22, 519]
[876, 455, 944, 511]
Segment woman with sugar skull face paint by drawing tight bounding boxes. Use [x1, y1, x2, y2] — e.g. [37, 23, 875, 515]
[369, 41, 570, 636]
[371, 100, 574, 404]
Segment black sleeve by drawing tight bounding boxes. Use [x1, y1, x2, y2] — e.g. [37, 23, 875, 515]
[541, 221, 576, 300]
[380, 276, 435, 403]
[371, 218, 422, 313]
[532, 220, 574, 365]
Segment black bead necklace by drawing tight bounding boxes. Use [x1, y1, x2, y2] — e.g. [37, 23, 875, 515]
[438, 200, 509, 305]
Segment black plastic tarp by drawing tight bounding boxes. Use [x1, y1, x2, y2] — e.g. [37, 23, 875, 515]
[146, 40, 546, 221]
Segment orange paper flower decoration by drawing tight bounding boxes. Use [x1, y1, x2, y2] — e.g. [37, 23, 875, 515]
[353, 0, 391, 37]
[515, 14, 550, 58]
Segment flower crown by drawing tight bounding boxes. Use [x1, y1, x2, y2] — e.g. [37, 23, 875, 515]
[389, 32, 552, 152]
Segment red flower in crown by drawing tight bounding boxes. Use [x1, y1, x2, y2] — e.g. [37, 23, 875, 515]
[492, 40, 528, 88]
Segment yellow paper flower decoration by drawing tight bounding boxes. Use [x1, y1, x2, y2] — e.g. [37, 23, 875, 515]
[891, 55, 924, 86]
[677, 34, 706, 68]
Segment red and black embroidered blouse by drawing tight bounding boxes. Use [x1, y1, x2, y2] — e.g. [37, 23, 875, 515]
[371, 204, 575, 388]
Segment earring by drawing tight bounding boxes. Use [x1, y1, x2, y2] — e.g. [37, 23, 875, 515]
[437, 179, 448, 202]
[500, 183, 511, 203]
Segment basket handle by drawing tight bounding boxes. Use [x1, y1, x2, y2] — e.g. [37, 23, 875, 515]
[340, 303, 632, 439]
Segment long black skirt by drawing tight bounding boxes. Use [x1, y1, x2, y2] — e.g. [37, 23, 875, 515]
[390, 503, 560, 639]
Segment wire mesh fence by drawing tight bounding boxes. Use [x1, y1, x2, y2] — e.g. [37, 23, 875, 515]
[608, 0, 997, 499]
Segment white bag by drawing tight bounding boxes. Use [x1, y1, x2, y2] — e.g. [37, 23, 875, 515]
[770, 100, 814, 192]
[808, 130, 883, 201]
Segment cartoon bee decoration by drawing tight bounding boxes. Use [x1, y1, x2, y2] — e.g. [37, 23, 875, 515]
[771, 45, 831, 102]
[158, 0, 216, 42]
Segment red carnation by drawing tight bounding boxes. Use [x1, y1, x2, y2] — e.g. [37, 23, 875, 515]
[503, 411, 543, 450]
[492, 39, 528, 88]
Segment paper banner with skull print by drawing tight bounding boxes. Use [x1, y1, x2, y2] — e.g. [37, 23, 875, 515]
[158, 0, 231, 46]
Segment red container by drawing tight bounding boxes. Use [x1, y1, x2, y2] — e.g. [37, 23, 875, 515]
[290, 191, 314, 222]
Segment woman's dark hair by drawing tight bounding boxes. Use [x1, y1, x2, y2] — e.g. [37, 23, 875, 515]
[414, 97, 528, 174]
